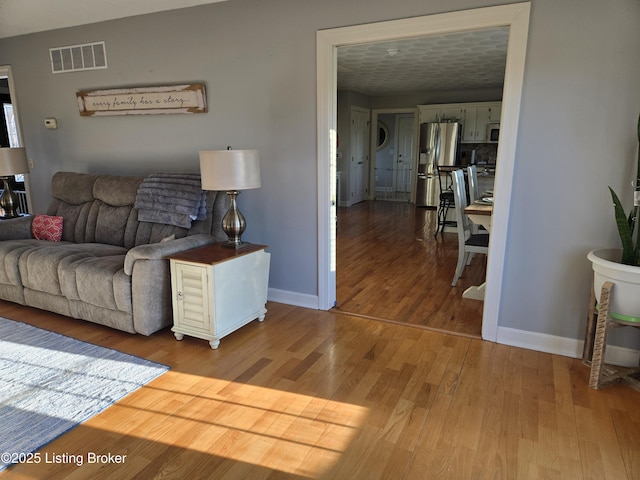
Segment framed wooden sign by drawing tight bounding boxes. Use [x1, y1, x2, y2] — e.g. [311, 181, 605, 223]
[77, 84, 207, 116]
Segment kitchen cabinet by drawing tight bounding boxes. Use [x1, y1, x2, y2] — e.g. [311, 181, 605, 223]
[418, 106, 440, 124]
[488, 103, 501, 122]
[461, 106, 480, 142]
[418, 105, 463, 124]
[418, 102, 502, 144]
[439, 106, 464, 122]
[461, 103, 501, 143]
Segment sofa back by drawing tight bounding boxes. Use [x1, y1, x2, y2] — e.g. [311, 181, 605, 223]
[47, 172, 228, 247]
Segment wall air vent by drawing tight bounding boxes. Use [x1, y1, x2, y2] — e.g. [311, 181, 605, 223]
[50, 42, 107, 74]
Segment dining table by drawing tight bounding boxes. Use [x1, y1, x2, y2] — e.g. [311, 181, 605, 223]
[462, 200, 493, 301]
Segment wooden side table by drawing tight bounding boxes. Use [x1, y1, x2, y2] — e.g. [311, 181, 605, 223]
[168, 243, 270, 349]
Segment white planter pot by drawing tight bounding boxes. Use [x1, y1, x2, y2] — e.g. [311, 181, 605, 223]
[588, 248, 640, 324]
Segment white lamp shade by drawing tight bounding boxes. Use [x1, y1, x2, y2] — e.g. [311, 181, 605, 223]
[199, 150, 261, 191]
[0, 147, 29, 176]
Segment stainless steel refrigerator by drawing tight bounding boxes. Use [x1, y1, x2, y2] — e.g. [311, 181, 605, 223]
[415, 121, 461, 207]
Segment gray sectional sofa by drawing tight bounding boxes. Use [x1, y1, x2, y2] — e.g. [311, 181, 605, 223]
[0, 171, 229, 335]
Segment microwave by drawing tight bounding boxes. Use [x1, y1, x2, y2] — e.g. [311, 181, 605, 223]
[487, 123, 500, 143]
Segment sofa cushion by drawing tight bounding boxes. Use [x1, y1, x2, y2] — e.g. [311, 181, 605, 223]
[48, 201, 93, 243]
[48, 172, 144, 247]
[93, 174, 142, 207]
[68, 256, 131, 313]
[51, 172, 98, 205]
[0, 240, 51, 287]
[19, 243, 127, 297]
[31, 215, 63, 241]
[86, 201, 135, 246]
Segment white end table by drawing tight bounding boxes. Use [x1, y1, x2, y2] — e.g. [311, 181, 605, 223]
[168, 243, 270, 349]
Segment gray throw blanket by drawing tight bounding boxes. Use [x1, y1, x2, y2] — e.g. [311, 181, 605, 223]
[134, 173, 207, 229]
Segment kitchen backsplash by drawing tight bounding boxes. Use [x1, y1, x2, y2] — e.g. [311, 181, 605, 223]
[460, 143, 498, 165]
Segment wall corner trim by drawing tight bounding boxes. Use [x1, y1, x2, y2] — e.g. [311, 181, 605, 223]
[267, 289, 319, 310]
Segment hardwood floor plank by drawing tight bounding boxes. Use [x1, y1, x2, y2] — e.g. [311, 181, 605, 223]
[1, 300, 639, 479]
[336, 201, 483, 337]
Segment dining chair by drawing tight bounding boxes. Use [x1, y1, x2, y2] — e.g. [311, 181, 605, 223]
[466, 165, 480, 203]
[451, 168, 489, 287]
[466, 165, 488, 235]
[434, 160, 456, 237]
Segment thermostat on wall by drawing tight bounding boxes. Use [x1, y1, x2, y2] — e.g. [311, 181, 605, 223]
[44, 118, 57, 129]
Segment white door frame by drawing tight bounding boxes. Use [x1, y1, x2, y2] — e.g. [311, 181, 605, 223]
[0, 65, 31, 212]
[316, 3, 531, 341]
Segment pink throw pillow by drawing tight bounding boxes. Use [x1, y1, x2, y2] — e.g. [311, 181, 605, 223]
[31, 215, 63, 242]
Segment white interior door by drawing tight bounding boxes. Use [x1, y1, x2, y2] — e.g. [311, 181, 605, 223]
[394, 114, 415, 199]
[350, 107, 370, 205]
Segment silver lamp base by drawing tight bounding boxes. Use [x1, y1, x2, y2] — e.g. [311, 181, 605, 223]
[222, 191, 248, 248]
[0, 177, 21, 219]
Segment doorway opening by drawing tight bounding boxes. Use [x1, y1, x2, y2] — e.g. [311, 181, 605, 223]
[372, 110, 417, 203]
[317, 4, 531, 341]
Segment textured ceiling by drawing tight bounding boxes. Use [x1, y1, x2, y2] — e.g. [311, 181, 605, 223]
[337, 27, 509, 96]
[0, 0, 227, 39]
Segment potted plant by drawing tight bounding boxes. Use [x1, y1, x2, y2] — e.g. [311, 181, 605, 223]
[587, 115, 640, 323]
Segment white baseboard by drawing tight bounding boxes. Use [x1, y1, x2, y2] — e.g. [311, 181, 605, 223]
[497, 326, 640, 368]
[267, 288, 319, 310]
[262, 294, 639, 367]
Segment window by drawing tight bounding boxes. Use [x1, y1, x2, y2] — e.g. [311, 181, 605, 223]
[2, 103, 24, 187]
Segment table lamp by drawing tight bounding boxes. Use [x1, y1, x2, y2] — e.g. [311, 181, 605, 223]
[0, 147, 29, 219]
[199, 148, 261, 248]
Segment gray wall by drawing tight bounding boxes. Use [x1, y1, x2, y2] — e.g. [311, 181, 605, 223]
[502, 0, 640, 345]
[1, 0, 640, 346]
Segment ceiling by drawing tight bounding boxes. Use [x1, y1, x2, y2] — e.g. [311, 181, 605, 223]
[0, 0, 228, 39]
[0, 1, 508, 97]
[337, 27, 509, 96]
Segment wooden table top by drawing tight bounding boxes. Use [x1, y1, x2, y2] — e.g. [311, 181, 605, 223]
[464, 202, 493, 216]
[167, 242, 268, 265]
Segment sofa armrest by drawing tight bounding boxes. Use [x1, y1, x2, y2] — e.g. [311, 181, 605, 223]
[124, 233, 216, 275]
[0, 215, 33, 240]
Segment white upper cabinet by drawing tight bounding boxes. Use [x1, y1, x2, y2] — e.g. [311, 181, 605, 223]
[418, 102, 502, 144]
[418, 105, 464, 123]
[418, 106, 440, 124]
[488, 103, 501, 122]
[439, 106, 464, 122]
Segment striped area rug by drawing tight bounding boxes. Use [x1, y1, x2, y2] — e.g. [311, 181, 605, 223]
[0, 317, 169, 472]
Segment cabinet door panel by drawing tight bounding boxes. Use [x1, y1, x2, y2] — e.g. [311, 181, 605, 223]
[462, 107, 477, 142]
[474, 107, 491, 142]
[173, 263, 211, 330]
[488, 103, 502, 122]
[419, 107, 440, 124]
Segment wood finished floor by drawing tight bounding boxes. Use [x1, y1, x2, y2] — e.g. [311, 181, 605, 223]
[335, 200, 484, 338]
[1, 300, 638, 479]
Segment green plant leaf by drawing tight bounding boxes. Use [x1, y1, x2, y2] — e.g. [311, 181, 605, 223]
[609, 187, 636, 265]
